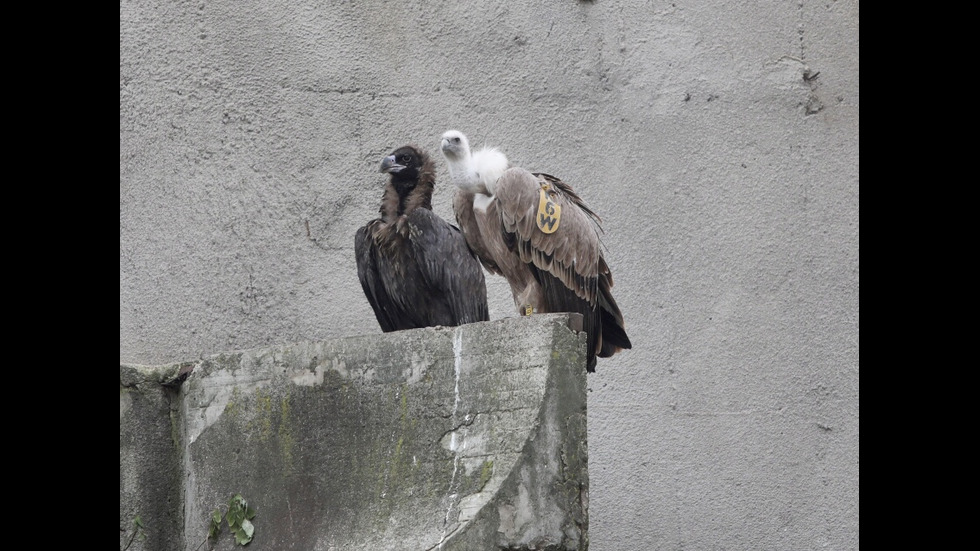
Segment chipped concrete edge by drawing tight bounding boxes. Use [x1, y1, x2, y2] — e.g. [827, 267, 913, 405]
[442, 314, 589, 551]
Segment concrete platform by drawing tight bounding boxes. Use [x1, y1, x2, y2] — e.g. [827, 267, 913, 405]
[120, 313, 589, 551]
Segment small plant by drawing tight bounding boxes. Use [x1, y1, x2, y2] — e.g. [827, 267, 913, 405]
[121, 516, 146, 551]
[198, 494, 257, 549]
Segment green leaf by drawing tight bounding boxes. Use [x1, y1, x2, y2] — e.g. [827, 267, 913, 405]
[209, 508, 223, 539]
[234, 522, 254, 546]
[240, 518, 254, 539]
[208, 494, 256, 546]
[133, 516, 145, 529]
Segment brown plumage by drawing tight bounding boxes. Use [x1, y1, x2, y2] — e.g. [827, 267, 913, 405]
[355, 145, 489, 332]
[441, 130, 631, 371]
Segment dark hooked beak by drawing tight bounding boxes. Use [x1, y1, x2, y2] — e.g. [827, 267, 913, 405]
[380, 155, 405, 173]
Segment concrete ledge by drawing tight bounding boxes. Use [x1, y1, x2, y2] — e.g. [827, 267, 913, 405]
[120, 313, 589, 551]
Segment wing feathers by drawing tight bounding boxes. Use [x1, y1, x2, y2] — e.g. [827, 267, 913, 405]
[454, 189, 503, 275]
[496, 167, 603, 304]
[357, 208, 489, 332]
[407, 208, 489, 325]
[355, 224, 401, 332]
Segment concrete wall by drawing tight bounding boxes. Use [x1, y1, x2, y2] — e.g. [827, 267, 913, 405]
[121, 314, 589, 551]
[120, 1, 859, 549]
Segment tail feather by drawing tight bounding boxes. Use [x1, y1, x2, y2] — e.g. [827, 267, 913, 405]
[596, 273, 631, 356]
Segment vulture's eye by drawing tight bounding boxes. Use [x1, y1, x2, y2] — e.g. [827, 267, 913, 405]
[453, 137, 460, 143]
[400, 155, 411, 163]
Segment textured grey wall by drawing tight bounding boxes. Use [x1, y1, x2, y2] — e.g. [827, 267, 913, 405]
[120, 1, 859, 549]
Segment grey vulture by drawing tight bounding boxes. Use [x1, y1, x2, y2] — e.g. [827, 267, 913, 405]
[355, 144, 489, 332]
[440, 130, 631, 372]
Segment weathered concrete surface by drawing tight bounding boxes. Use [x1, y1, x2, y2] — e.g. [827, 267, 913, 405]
[120, 364, 185, 551]
[120, 313, 588, 551]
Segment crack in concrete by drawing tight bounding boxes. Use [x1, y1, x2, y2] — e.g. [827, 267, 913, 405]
[436, 327, 468, 546]
[439, 412, 479, 443]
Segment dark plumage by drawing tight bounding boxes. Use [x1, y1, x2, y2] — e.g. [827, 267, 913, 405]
[355, 144, 489, 332]
[441, 130, 631, 371]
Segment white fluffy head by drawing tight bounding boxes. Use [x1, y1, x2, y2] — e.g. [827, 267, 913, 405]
[440, 130, 470, 167]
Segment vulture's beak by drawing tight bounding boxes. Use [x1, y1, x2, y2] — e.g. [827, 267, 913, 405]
[380, 155, 404, 173]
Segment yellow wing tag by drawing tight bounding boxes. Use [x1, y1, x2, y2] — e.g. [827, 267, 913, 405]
[536, 187, 561, 234]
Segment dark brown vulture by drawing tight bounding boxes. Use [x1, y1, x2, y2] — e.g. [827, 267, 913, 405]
[440, 130, 631, 371]
[355, 144, 489, 332]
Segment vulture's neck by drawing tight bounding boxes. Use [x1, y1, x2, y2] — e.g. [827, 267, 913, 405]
[380, 168, 435, 222]
[380, 180, 433, 222]
[449, 159, 493, 206]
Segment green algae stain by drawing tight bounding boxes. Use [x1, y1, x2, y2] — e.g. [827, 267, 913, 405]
[478, 460, 494, 491]
[278, 394, 295, 477]
[255, 389, 274, 442]
[224, 387, 242, 418]
[369, 386, 424, 526]
[241, 388, 275, 442]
